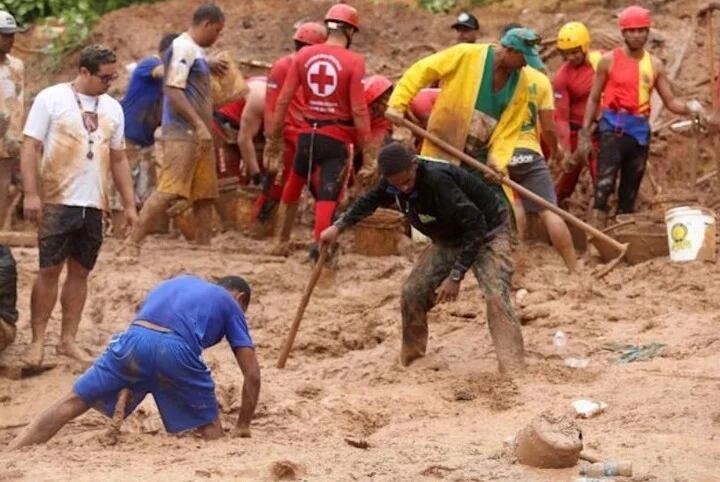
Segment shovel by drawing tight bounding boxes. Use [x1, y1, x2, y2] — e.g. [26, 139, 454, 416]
[395, 117, 628, 278]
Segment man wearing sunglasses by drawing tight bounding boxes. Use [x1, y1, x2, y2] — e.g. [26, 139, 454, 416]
[20, 44, 137, 368]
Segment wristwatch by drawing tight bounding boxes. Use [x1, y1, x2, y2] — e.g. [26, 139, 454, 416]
[449, 269, 464, 283]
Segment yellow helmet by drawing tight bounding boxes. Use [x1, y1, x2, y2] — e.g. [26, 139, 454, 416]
[557, 22, 591, 53]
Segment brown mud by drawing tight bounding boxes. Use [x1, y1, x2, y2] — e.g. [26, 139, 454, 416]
[1, 0, 720, 480]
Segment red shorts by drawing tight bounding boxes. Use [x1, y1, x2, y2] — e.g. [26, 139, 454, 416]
[555, 130, 598, 204]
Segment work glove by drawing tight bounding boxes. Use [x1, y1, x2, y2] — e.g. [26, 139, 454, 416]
[384, 106, 405, 125]
[263, 134, 284, 175]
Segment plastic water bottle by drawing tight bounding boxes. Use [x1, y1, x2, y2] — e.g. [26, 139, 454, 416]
[580, 461, 633, 477]
[553, 331, 567, 355]
[553, 331, 590, 368]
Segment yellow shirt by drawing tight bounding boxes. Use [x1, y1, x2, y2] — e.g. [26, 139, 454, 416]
[515, 67, 553, 155]
[388, 43, 529, 172]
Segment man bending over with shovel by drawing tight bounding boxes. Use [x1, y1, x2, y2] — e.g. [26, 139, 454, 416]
[320, 143, 525, 374]
[8, 274, 260, 450]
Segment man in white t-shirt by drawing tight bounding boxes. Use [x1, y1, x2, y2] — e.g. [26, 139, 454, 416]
[20, 45, 137, 367]
[0, 11, 23, 229]
[127, 4, 225, 250]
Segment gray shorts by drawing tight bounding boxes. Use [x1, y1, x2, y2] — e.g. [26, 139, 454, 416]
[508, 148, 557, 213]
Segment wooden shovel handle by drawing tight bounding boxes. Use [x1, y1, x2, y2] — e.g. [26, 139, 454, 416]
[276, 245, 328, 368]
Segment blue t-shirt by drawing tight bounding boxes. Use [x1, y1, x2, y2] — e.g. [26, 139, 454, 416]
[121, 56, 163, 147]
[161, 32, 212, 139]
[134, 275, 254, 355]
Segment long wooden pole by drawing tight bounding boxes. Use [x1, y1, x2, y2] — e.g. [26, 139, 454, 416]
[277, 246, 328, 368]
[397, 118, 626, 251]
[395, 118, 628, 276]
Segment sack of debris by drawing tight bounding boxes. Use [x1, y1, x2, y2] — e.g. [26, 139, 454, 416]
[211, 50, 249, 107]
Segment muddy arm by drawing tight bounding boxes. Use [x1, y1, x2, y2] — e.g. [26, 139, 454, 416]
[232, 346, 260, 437]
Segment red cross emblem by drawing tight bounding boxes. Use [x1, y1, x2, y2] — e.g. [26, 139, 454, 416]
[307, 60, 338, 97]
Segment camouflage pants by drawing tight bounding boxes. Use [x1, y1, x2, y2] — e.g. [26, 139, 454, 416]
[400, 230, 525, 372]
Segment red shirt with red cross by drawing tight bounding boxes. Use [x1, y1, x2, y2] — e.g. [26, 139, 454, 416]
[265, 54, 305, 134]
[269, 43, 371, 147]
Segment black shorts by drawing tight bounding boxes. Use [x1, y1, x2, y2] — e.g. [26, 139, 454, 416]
[508, 148, 557, 213]
[293, 133, 349, 201]
[38, 204, 104, 271]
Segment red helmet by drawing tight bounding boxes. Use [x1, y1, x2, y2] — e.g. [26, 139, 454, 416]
[325, 4, 360, 31]
[618, 5, 651, 30]
[363, 75, 393, 105]
[294, 22, 327, 45]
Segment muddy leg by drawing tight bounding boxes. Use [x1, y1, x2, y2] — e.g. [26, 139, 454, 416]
[0, 159, 13, 229]
[539, 209, 577, 272]
[129, 191, 180, 247]
[400, 244, 455, 366]
[23, 264, 63, 367]
[57, 259, 92, 364]
[473, 232, 525, 374]
[7, 393, 89, 451]
[193, 199, 214, 246]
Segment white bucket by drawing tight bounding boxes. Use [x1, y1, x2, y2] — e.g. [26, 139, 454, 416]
[665, 206, 716, 262]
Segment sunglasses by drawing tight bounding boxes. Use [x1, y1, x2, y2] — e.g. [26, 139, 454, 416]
[92, 72, 118, 84]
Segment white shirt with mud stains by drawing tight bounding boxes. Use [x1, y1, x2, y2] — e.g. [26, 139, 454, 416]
[0, 54, 24, 158]
[23, 83, 125, 210]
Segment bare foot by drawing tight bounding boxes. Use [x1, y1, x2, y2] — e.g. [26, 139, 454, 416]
[57, 340, 92, 365]
[270, 241, 292, 257]
[21, 341, 45, 368]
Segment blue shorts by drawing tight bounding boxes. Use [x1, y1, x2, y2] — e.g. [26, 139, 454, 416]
[73, 325, 218, 433]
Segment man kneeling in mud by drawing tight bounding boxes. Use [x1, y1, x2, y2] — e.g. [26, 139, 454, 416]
[8, 274, 260, 450]
[320, 143, 525, 373]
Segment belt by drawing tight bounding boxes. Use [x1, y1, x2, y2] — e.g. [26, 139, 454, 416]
[304, 117, 354, 128]
[133, 320, 173, 333]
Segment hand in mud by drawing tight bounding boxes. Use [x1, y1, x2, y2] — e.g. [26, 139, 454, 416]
[435, 277, 460, 304]
[209, 58, 230, 76]
[319, 225, 340, 246]
[23, 193, 42, 223]
[232, 425, 251, 438]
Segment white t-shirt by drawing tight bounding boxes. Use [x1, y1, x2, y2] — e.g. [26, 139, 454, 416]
[23, 83, 125, 210]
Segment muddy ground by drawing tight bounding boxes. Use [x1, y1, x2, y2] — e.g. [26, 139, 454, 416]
[1, 0, 720, 480]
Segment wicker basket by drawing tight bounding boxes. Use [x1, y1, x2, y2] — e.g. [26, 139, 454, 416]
[354, 208, 404, 256]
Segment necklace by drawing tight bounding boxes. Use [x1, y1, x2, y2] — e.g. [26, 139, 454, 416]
[70, 83, 100, 160]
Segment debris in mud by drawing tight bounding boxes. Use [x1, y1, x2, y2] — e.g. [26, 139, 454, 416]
[419, 465, 457, 478]
[604, 343, 667, 363]
[514, 411, 583, 468]
[344, 437, 370, 449]
[270, 460, 303, 481]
